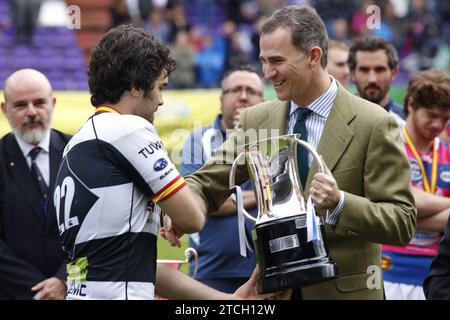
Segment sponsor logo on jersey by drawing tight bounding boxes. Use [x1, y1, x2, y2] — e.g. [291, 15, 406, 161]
[138, 141, 164, 159]
[67, 282, 87, 297]
[440, 171, 450, 183]
[159, 167, 174, 180]
[67, 257, 88, 281]
[154, 158, 168, 171]
[381, 255, 392, 271]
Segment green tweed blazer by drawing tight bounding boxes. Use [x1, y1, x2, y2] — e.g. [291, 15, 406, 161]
[186, 84, 416, 299]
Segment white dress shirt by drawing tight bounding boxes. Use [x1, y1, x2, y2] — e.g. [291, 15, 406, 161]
[286, 77, 344, 225]
[15, 130, 51, 187]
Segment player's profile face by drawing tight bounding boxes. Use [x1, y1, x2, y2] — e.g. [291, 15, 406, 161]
[133, 72, 168, 123]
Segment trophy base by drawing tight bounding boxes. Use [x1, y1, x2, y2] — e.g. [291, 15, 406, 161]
[253, 215, 339, 294]
[257, 257, 338, 294]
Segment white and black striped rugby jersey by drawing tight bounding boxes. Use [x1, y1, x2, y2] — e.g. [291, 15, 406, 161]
[54, 106, 186, 300]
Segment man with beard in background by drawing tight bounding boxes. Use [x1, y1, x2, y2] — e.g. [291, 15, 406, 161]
[348, 36, 405, 126]
[0, 69, 70, 299]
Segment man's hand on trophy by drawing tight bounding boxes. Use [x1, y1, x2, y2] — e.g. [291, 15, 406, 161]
[160, 214, 184, 247]
[310, 158, 341, 211]
[231, 266, 286, 300]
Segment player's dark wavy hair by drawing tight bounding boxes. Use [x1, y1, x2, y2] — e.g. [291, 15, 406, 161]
[404, 69, 450, 116]
[88, 24, 176, 106]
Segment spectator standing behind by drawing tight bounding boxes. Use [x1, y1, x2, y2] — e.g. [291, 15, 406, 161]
[350, 0, 373, 38]
[167, 3, 191, 43]
[196, 35, 225, 88]
[327, 40, 350, 87]
[169, 31, 196, 89]
[10, 0, 41, 44]
[125, 0, 153, 26]
[180, 66, 263, 293]
[348, 36, 405, 126]
[144, 8, 170, 44]
[382, 69, 450, 300]
[0, 69, 70, 300]
[111, 0, 131, 27]
[54, 24, 265, 300]
[180, 5, 416, 299]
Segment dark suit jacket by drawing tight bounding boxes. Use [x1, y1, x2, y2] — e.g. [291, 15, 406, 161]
[186, 84, 416, 299]
[424, 216, 450, 300]
[0, 129, 71, 299]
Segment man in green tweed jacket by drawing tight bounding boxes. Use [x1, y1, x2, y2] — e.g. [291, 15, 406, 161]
[177, 5, 416, 300]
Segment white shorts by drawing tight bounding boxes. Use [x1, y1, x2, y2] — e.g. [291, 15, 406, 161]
[384, 281, 426, 300]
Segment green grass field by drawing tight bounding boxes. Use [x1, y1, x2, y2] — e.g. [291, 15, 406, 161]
[157, 235, 190, 273]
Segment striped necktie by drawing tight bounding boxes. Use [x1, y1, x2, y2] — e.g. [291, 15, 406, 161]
[29, 147, 49, 214]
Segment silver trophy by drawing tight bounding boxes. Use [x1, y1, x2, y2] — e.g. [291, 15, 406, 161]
[230, 134, 338, 294]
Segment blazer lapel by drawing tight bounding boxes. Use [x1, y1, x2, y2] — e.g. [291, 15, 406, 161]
[258, 100, 290, 134]
[3, 134, 46, 226]
[307, 85, 356, 189]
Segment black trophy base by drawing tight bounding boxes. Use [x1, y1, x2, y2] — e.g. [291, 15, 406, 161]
[253, 215, 339, 294]
[257, 257, 338, 294]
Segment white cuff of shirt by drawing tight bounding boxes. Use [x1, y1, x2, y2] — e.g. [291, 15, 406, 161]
[325, 191, 345, 226]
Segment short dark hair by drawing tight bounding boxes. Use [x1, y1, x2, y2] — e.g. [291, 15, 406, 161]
[88, 24, 176, 106]
[261, 5, 328, 68]
[404, 69, 450, 116]
[220, 64, 262, 91]
[347, 36, 398, 71]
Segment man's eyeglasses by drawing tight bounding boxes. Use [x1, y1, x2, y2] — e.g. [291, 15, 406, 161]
[223, 86, 263, 98]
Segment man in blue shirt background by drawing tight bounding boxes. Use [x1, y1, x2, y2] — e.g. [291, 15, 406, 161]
[180, 65, 264, 293]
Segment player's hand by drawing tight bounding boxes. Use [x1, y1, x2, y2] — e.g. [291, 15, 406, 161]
[160, 215, 183, 247]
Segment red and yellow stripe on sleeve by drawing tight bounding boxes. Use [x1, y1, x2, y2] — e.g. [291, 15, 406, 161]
[151, 175, 187, 203]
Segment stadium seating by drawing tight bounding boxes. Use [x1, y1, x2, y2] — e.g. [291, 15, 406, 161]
[0, 0, 88, 90]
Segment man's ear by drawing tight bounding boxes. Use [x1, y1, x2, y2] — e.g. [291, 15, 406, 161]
[219, 93, 225, 110]
[1, 102, 6, 115]
[309, 46, 323, 68]
[130, 86, 142, 98]
[391, 67, 399, 81]
[406, 96, 415, 113]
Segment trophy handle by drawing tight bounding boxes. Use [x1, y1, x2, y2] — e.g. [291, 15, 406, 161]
[293, 137, 330, 219]
[184, 248, 199, 278]
[293, 137, 325, 174]
[229, 152, 258, 223]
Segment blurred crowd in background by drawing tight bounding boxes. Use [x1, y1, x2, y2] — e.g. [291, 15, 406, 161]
[111, 0, 450, 88]
[0, 0, 449, 90]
